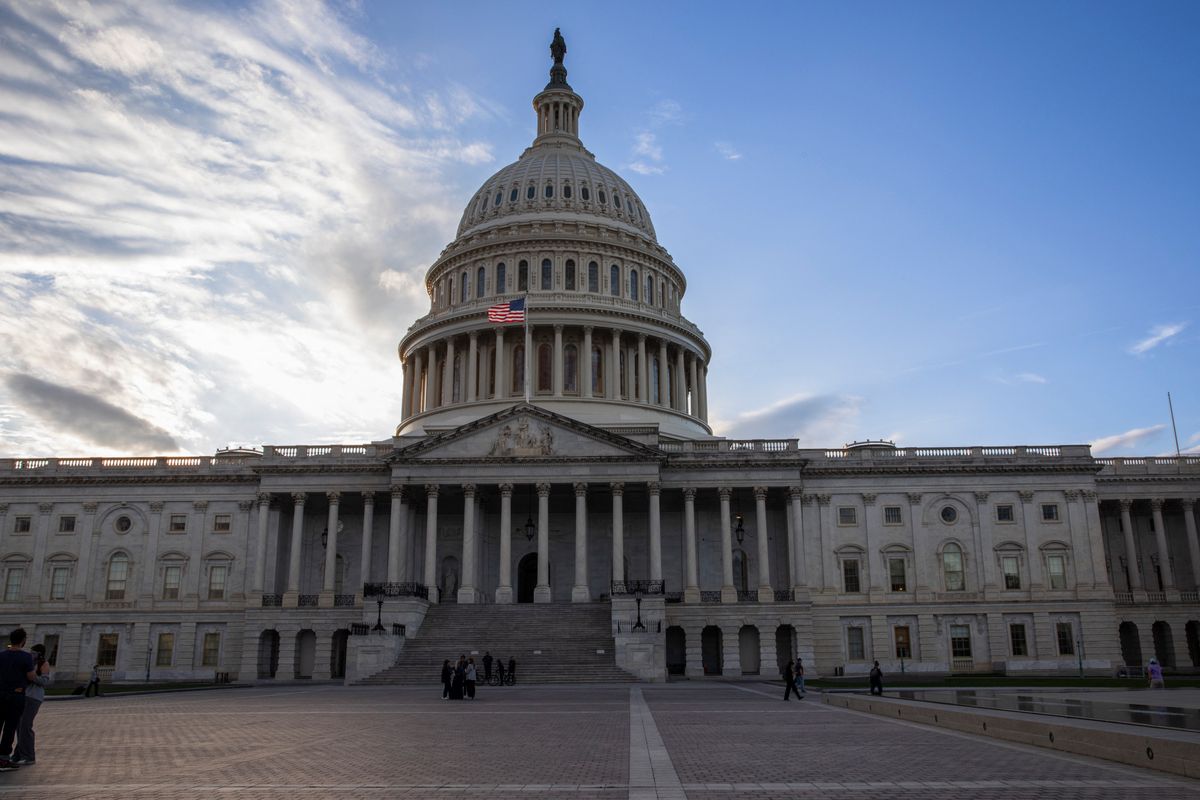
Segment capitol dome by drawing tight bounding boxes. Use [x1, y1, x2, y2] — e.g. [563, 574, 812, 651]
[396, 30, 712, 439]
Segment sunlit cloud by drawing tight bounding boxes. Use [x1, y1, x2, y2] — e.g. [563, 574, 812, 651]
[1090, 424, 1166, 455]
[714, 141, 742, 161]
[1128, 322, 1187, 355]
[712, 393, 863, 447]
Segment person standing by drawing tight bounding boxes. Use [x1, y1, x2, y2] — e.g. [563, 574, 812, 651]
[85, 664, 101, 698]
[13, 643, 50, 765]
[450, 656, 465, 700]
[794, 657, 806, 697]
[508, 657, 516, 683]
[782, 659, 798, 701]
[441, 659, 452, 700]
[869, 660, 884, 696]
[1148, 657, 1165, 689]
[465, 658, 477, 700]
[0, 628, 37, 771]
[482, 651, 493, 683]
[496, 657, 506, 685]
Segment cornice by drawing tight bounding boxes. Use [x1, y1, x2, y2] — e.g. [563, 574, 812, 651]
[0, 475, 260, 488]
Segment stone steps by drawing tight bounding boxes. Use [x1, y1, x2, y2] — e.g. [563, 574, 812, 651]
[357, 602, 636, 684]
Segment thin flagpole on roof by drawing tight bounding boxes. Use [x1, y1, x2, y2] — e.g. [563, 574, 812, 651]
[1168, 392, 1181, 458]
[524, 293, 531, 404]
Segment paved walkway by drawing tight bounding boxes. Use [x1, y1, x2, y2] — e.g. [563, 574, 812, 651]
[3, 683, 1198, 799]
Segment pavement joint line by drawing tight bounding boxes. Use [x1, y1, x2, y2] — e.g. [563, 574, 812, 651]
[629, 687, 687, 800]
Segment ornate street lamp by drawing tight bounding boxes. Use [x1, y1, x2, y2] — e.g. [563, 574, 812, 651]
[321, 519, 344, 549]
[523, 485, 537, 542]
[734, 513, 746, 545]
[632, 586, 646, 632]
[372, 598, 385, 633]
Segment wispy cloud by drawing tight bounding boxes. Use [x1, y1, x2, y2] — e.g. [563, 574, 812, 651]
[648, 99, 684, 127]
[627, 131, 665, 175]
[714, 141, 742, 161]
[1090, 424, 1166, 455]
[1017, 372, 1048, 384]
[1128, 322, 1187, 355]
[713, 393, 863, 446]
[0, 0, 492, 456]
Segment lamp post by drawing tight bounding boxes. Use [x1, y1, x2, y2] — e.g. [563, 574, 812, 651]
[373, 598, 385, 632]
[146, 644, 152, 683]
[632, 587, 646, 632]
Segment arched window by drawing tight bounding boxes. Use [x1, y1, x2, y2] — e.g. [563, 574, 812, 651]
[942, 543, 965, 591]
[659, 280, 665, 307]
[614, 194, 622, 210]
[544, 183, 554, 199]
[645, 274, 654, 305]
[610, 265, 620, 296]
[496, 263, 506, 294]
[581, 186, 590, 201]
[509, 187, 518, 202]
[460, 271, 468, 303]
[448, 275, 455, 305]
[564, 344, 578, 393]
[493, 191, 502, 207]
[650, 356, 660, 404]
[518, 260, 529, 292]
[536, 344, 552, 393]
[476, 266, 486, 298]
[512, 345, 525, 394]
[563, 184, 572, 199]
[564, 259, 576, 291]
[630, 269, 639, 301]
[588, 261, 599, 293]
[591, 346, 604, 394]
[540, 258, 552, 290]
[106, 552, 129, 600]
[526, 184, 535, 200]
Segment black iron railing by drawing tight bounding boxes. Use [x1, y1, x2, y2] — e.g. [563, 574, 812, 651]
[362, 582, 429, 599]
[700, 591, 722, 603]
[334, 594, 356, 607]
[298, 594, 319, 607]
[737, 590, 757, 602]
[664, 592, 684, 604]
[261, 594, 282, 607]
[774, 589, 795, 602]
[610, 580, 665, 596]
[392, 623, 406, 636]
[350, 623, 370, 635]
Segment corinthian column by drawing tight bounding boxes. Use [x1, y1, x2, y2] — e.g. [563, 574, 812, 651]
[424, 485, 440, 603]
[755, 486, 774, 602]
[322, 492, 341, 597]
[637, 334, 648, 402]
[534, 482, 552, 602]
[458, 484, 478, 603]
[611, 483, 625, 586]
[572, 483, 590, 602]
[286, 493, 305, 597]
[683, 488, 700, 603]
[1150, 498, 1174, 590]
[648, 482, 662, 583]
[719, 487, 736, 602]
[657, 340, 669, 407]
[496, 484, 514, 603]
[1119, 499, 1142, 591]
[582, 326, 593, 398]
[494, 328, 506, 399]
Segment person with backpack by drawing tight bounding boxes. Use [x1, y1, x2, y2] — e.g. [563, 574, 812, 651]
[782, 659, 799, 701]
[869, 660, 884, 695]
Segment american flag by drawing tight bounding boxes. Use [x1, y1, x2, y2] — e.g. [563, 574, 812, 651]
[487, 297, 526, 323]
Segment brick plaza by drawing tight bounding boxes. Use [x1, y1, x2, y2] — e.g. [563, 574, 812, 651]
[1, 684, 1198, 799]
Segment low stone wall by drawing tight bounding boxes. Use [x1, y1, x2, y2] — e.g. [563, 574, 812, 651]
[822, 692, 1200, 780]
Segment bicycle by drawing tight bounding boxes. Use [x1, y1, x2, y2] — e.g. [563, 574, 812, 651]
[487, 671, 515, 686]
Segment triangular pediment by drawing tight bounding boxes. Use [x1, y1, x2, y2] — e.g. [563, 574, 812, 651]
[389, 404, 664, 463]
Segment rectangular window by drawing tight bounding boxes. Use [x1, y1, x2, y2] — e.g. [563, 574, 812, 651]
[883, 506, 902, 525]
[58, 515, 76, 533]
[13, 516, 31, 534]
[496, 263, 506, 293]
[155, 632, 174, 666]
[1047, 555, 1067, 590]
[1056, 623, 1075, 655]
[847, 626, 865, 660]
[894, 626, 912, 659]
[49, 566, 70, 600]
[1041, 503, 1060, 522]
[540, 260, 552, 290]
[106, 560, 128, 600]
[1009, 624, 1028, 656]
[96, 633, 118, 667]
[208, 565, 227, 600]
[41, 634, 59, 667]
[842, 559, 861, 593]
[942, 551, 965, 591]
[837, 506, 857, 526]
[565, 261, 576, 290]
[587, 262, 599, 292]
[950, 625, 972, 658]
[169, 514, 187, 533]
[163, 565, 182, 600]
[996, 504, 1015, 523]
[1002, 556, 1021, 590]
[213, 514, 232, 533]
[201, 632, 221, 667]
[3, 568, 23, 601]
[888, 558, 907, 592]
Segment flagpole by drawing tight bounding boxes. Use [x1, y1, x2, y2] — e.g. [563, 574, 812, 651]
[1168, 391, 1181, 458]
[524, 293, 531, 403]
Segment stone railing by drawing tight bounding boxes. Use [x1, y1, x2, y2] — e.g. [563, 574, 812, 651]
[659, 442, 1093, 461]
[1095, 456, 1200, 475]
[0, 444, 388, 476]
[1114, 591, 1134, 605]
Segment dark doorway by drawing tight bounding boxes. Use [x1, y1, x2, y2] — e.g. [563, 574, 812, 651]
[517, 553, 538, 603]
[1119, 621, 1142, 666]
[701, 625, 723, 675]
[330, 629, 349, 679]
[295, 629, 316, 679]
[1152, 621, 1176, 668]
[1186, 621, 1200, 667]
[257, 630, 280, 679]
[666, 626, 686, 675]
[775, 625, 796, 677]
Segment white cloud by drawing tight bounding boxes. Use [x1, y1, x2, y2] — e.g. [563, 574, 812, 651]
[1128, 322, 1187, 355]
[0, 0, 494, 456]
[1017, 372, 1048, 384]
[648, 99, 683, 127]
[712, 393, 863, 447]
[633, 132, 662, 161]
[1089, 424, 1166, 455]
[714, 141, 742, 161]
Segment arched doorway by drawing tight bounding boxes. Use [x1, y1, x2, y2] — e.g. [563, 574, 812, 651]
[1152, 621, 1176, 668]
[701, 625, 723, 675]
[330, 629, 349, 679]
[739, 626, 761, 675]
[1119, 621, 1142, 666]
[775, 625, 796, 677]
[257, 630, 280, 679]
[439, 556, 460, 601]
[1186, 621, 1200, 667]
[517, 553, 538, 603]
[666, 627, 686, 675]
[295, 629, 316, 679]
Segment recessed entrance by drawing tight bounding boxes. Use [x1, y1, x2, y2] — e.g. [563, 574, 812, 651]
[517, 553, 538, 603]
[701, 625, 723, 675]
[666, 626, 686, 675]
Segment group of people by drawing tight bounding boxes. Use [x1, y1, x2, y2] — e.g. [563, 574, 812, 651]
[441, 652, 515, 699]
[782, 657, 885, 700]
[0, 628, 51, 769]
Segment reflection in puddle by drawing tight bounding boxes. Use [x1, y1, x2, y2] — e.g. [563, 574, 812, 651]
[893, 689, 1199, 731]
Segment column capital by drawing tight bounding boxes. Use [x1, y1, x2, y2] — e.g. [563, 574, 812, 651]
[238, 500, 253, 512]
[1150, 497, 1165, 512]
[362, 493, 376, 507]
[326, 491, 341, 504]
[799, 494, 815, 506]
[469, 330, 479, 341]
[292, 492, 306, 506]
[609, 482, 625, 496]
[1119, 498, 1134, 512]
[82, 502, 98, 513]
[683, 487, 697, 502]
[425, 484, 440, 498]
[646, 481, 661, 496]
[149, 501, 165, 512]
[553, 323, 563, 332]
[973, 491, 989, 503]
[860, 493, 876, 506]
[637, 332, 647, 343]
[536, 482, 551, 497]
[498, 483, 514, 496]
[753, 486, 769, 500]
[256, 492, 271, 506]
[193, 501, 208, 511]
[1080, 489, 1098, 502]
[0, 503, 7, 514]
[816, 494, 832, 506]
[1018, 490, 1035, 503]
[583, 324, 593, 334]
[573, 482, 588, 497]
[390, 484, 406, 500]
[1181, 498, 1196, 510]
[788, 486, 804, 499]
[907, 493, 922, 506]
[461, 484, 476, 497]
[718, 487, 733, 500]
[1062, 489, 1080, 502]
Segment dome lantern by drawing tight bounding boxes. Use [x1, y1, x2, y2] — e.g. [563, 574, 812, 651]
[533, 28, 584, 142]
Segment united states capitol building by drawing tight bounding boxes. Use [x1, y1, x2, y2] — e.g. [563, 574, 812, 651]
[2, 32, 1198, 685]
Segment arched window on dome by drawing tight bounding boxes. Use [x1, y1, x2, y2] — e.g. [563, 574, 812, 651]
[494, 191, 502, 207]
[536, 344, 552, 393]
[448, 275, 455, 305]
[563, 184, 572, 199]
[518, 261, 529, 292]
[476, 266, 486, 298]
[598, 189, 607, 205]
[650, 356, 660, 404]
[629, 269, 639, 302]
[614, 194, 622, 210]
[460, 272, 468, 303]
[588, 262, 599, 293]
[659, 280, 666, 308]
[581, 186, 590, 201]
[564, 259, 576, 291]
[540, 259, 552, 291]
[496, 263, 506, 294]
[544, 183, 554, 199]
[526, 184, 536, 200]
[509, 188, 518, 203]
[645, 274, 654, 305]
[511, 345, 525, 395]
[591, 346, 604, 395]
[477, 195, 486, 216]
[563, 344, 578, 394]
[610, 265, 620, 296]
[452, 353, 463, 403]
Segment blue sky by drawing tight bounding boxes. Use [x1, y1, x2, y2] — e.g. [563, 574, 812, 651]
[0, 0, 1197, 456]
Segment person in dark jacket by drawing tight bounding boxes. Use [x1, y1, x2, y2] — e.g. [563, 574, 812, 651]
[782, 659, 799, 701]
[441, 659, 452, 700]
[450, 656, 465, 700]
[508, 657, 516, 683]
[869, 661, 884, 695]
[482, 652, 493, 682]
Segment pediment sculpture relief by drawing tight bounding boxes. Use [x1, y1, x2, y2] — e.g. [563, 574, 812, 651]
[489, 418, 554, 457]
